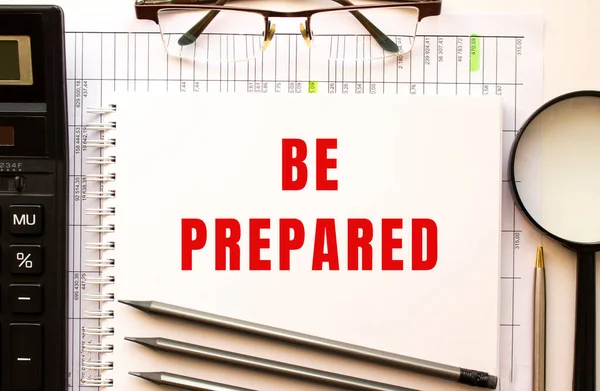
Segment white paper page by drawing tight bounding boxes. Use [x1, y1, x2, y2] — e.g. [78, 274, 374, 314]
[6, 0, 544, 389]
[102, 92, 503, 391]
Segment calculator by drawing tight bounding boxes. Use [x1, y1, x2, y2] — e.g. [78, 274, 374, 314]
[0, 5, 69, 391]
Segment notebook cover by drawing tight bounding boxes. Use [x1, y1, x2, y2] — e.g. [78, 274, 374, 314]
[105, 93, 503, 390]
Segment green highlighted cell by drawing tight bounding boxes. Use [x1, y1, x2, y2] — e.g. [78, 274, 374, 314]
[308, 81, 318, 94]
[469, 34, 481, 72]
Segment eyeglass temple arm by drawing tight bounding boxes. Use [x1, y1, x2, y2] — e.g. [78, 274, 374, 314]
[330, 0, 398, 53]
[177, 0, 228, 46]
[175, 0, 399, 53]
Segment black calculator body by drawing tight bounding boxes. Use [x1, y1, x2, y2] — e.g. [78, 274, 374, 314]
[0, 5, 69, 391]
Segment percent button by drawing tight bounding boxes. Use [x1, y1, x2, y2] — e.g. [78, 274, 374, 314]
[10, 244, 44, 275]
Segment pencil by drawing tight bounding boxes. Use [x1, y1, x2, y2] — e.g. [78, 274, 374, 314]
[126, 337, 420, 391]
[533, 247, 546, 391]
[129, 371, 257, 391]
[119, 299, 498, 389]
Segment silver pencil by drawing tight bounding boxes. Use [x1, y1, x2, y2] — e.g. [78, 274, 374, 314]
[126, 336, 419, 391]
[533, 247, 546, 391]
[129, 371, 257, 391]
[120, 299, 497, 389]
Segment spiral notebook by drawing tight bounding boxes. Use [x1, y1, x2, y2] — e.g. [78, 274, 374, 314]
[85, 92, 503, 390]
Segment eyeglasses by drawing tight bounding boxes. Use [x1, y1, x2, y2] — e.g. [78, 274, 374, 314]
[135, 0, 442, 62]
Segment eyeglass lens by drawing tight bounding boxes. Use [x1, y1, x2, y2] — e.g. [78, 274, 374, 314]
[156, 6, 419, 62]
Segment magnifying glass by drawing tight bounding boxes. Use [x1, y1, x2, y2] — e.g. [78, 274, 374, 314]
[509, 90, 600, 391]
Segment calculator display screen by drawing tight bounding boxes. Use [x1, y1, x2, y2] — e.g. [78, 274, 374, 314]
[0, 36, 33, 85]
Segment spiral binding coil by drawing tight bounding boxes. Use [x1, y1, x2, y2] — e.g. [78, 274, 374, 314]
[82, 104, 117, 387]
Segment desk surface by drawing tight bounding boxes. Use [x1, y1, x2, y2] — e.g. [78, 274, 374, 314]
[7, 0, 599, 390]
[444, 1, 600, 390]
[447, 0, 600, 97]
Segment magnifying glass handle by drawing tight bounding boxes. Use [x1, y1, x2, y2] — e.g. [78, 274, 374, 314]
[574, 250, 596, 391]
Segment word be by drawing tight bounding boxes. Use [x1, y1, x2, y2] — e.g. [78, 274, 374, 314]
[282, 138, 337, 191]
[181, 218, 437, 271]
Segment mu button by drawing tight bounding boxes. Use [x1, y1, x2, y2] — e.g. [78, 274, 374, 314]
[10, 205, 44, 235]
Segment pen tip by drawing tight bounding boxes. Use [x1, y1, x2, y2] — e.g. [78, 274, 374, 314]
[129, 371, 143, 378]
[119, 300, 153, 312]
[536, 247, 544, 268]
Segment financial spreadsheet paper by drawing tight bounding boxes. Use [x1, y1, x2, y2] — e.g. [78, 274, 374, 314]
[15, 0, 544, 389]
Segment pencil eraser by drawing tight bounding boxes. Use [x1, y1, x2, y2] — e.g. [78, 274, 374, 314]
[459, 368, 498, 389]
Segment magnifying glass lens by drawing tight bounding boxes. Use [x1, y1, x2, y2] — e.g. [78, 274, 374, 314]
[513, 96, 600, 244]
[511, 93, 600, 390]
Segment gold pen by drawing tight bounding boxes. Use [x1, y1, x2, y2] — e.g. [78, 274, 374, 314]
[533, 247, 546, 391]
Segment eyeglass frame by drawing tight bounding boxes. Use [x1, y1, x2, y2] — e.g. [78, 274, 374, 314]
[135, 0, 443, 57]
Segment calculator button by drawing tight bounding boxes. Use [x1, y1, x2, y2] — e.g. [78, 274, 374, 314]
[9, 205, 44, 235]
[10, 244, 44, 275]
[10, 323, 43, 390]
[9, 284, 44, 314]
